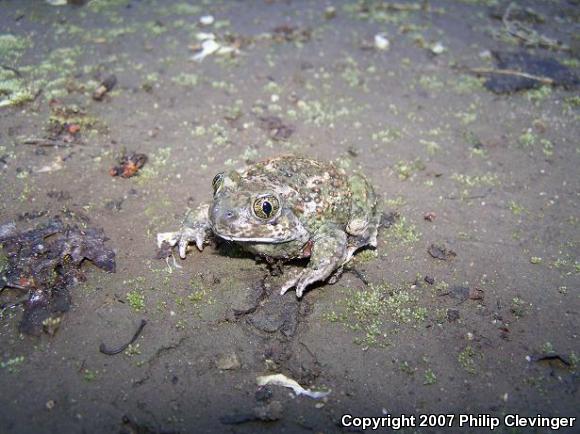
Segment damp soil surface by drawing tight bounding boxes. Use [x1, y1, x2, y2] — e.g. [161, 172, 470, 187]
[0, 1, 579, 433]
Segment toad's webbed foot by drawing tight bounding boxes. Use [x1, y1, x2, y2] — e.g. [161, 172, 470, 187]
[156, 203, 212, 258]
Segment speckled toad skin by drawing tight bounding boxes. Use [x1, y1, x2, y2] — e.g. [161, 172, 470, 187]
[157, 156, 379, 298]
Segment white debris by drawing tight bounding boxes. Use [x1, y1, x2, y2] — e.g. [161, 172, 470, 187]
[157, 232, 179, 248]
[45, 0, 68, 5]
[191, 32, 238, 62]
[199, 15, 215, 26]
[479, 49, 492, 60]
[216, 352, 241, 370]
[430, 41, 446, 55]
[192, 39, 221, 62]
[36, 156, 64, 173]
[374, 33, 390, 51]
[256, 374, 331, 400]
[195, 32, 216, 41]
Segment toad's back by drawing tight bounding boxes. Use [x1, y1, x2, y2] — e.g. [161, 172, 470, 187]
[240, 156, 352, 229]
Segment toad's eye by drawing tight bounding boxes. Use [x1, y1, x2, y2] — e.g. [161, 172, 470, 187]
[212, 172, 224, 194]
[253, 195, 280, 220]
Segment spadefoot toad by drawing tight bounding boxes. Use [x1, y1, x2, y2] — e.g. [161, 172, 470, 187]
[157, 156, 379, 297]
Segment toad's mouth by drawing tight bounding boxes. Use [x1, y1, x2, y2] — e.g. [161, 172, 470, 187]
[214, 232, 295, 243]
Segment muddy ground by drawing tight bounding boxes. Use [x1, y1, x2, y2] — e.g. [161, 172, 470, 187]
[0, 0, 579, 433]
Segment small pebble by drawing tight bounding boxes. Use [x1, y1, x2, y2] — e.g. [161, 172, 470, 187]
[430, 41, 446, 55]
[424, 211, 436, 222]
[374, 33, 390, 51]
[199, 15, 214, 26]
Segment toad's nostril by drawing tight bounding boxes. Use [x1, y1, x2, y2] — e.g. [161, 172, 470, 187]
[225, 210, 235, 219]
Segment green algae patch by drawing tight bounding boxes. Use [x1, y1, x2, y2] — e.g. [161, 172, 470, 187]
[458, 345, 480, 374]
[0, 34, 31, 64]
[2, 46, 88, 107]
[127, 290, 145, 311]
[49, 103, 104, 132]
[324, 282, 429, 348]
[0, 69, 36, 108]
[386, 217, 421, 245]
[171, 73, 199, 87]
[1, 356, 25, 374]
[423, 368, 437, 385]
[0, 34, 36, 107]
[452, 75, 485, 94]
[372, 128, 402, 145]
[289, 97, 358, 127]
[354, 248, 378, 263]
[136, 147, 172, 184]
[451, 172, 499, 188]
[87, 0, 129, 13]
[160, 3, 202, 16]
[394, 159, 425, 180]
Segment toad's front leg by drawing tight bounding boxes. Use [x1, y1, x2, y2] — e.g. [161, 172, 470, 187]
[280, 224, 349, 298]
[157, 202, 212, 258]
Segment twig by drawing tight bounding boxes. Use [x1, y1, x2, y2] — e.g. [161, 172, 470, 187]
[0, 64, 22, 78]
[19, 137, 72, 147]
[467, 67, 554, 85]
[502, 2, 568, 51]
[346, 267, 370, 286]
[32, 87, 43, 102]
[99, 319, 147, 355]
[0, 297, 28, 312]
[445, 193, 489, 201]
[502, 2, 516, 29]
[1, 282, 29, 291]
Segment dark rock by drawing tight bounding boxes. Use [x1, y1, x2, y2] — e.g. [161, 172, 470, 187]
[255, 385, 273, 402]
[104, 198, 123, 211]
[380, 211, 399, 228]
[484, 51, 579, 94]
[447, 309, 460, 322]
[247, 293, 299, 336]
[428, 243, 456, 261]
[258, 115, 294, 141]
[0, 218, 115, 335]
[47, 190, 72, 201]
[423, 211, 436, 222]
[449, 286, 470, 301]
[469, 287, 485, 300]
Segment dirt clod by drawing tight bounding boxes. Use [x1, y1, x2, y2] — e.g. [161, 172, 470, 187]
[469, 287, 485, 300]
[447, 309, 460, 322]
[216, 352, 241, 371]
[423, 211, 436, 222]
[258, 116, 295, 141]
[427, 243, 457, 261]
[93, 75, 117, 101]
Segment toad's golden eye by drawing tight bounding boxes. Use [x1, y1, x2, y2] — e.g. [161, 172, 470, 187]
[253, 194, 280, 220]
[212, 172, 224, 194]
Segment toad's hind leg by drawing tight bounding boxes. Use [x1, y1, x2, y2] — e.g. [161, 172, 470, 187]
[346, 174, 379, 249]
[280, 225, 348, 298]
